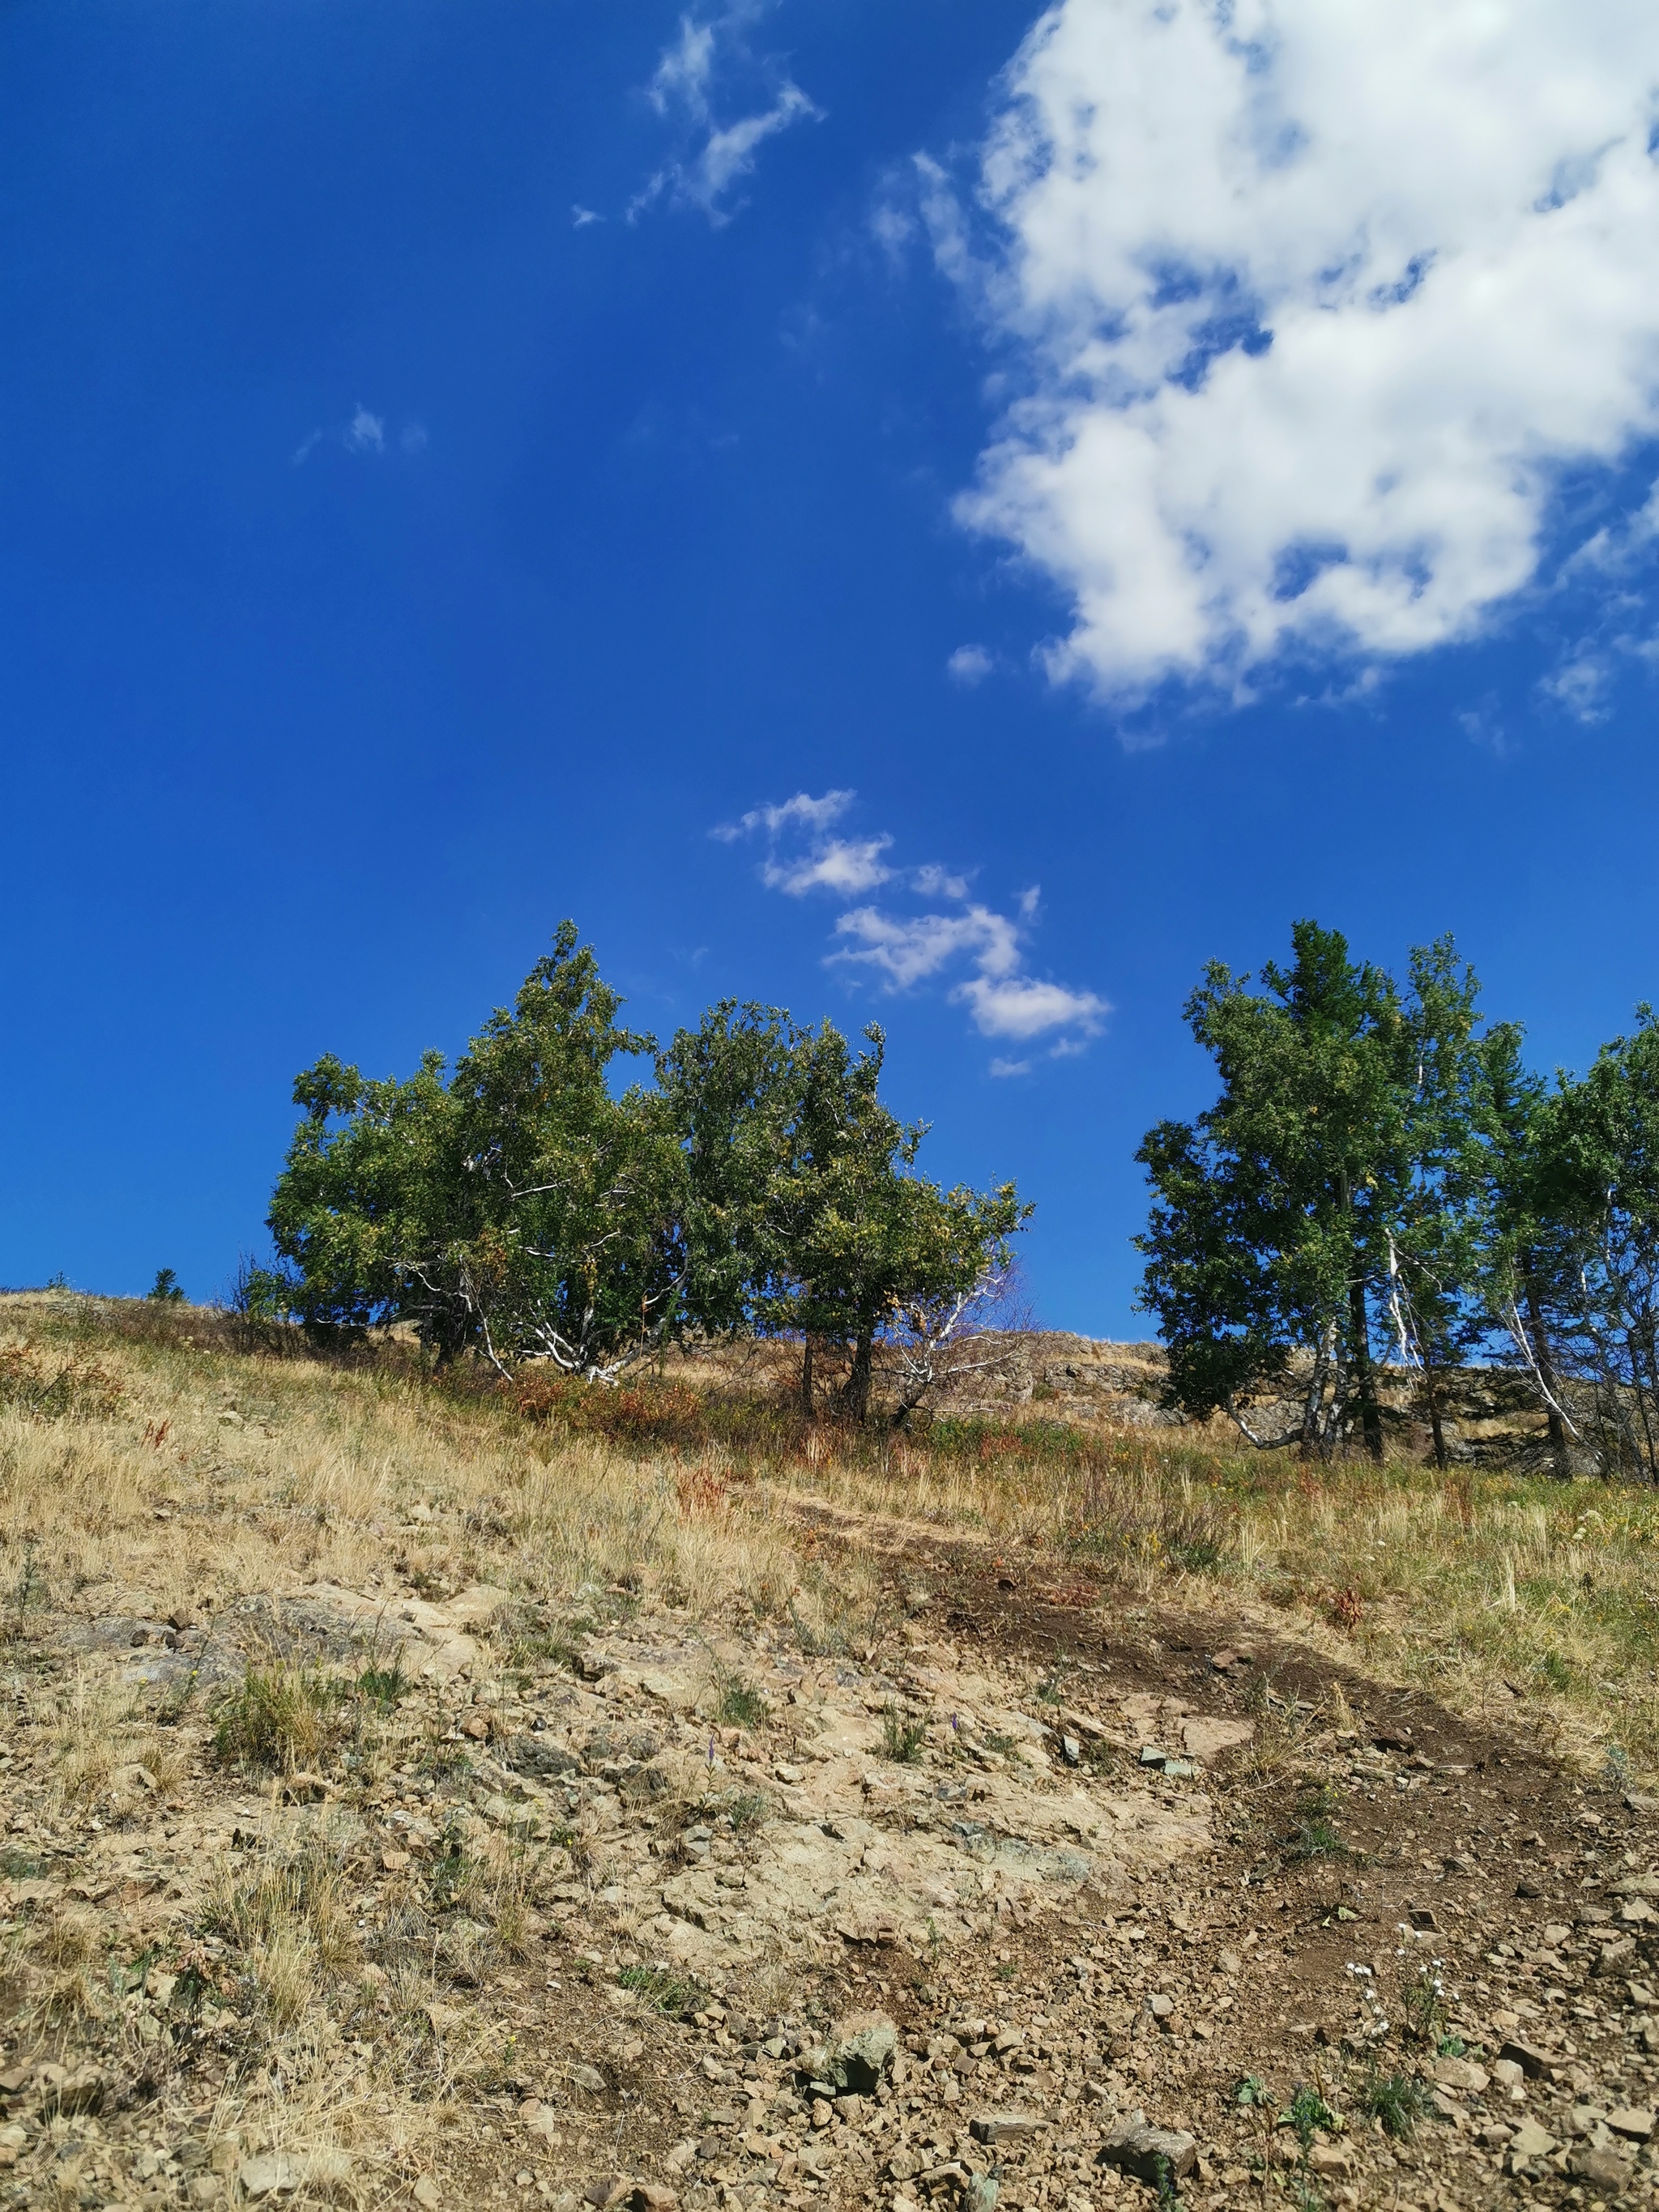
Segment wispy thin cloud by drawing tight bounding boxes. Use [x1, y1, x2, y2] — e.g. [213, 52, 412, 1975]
[292, 407, 425, 467]
[717, 788, 1108, 1061]
[634, 7, 821, 224]
[947, 644, 994, 686]
[344, 406, 385, 455]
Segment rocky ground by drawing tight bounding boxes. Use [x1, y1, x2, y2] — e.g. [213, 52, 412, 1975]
[5, 1505, 1659, 2212]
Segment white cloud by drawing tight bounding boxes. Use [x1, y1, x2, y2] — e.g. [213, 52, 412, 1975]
[400, 422, 429, 455]
[912, 863, 971, 900]
[948, 644, 994, 685]
[1539, 653, 1614, 722]
[731, 789, 853, 839]
[948, 0, 1659, 702]
[718, 788, 1107, 1055]
[989, 1056, 1031, 1078]
[764, 837, 893, 897]
[638, 9, 820, 223]
[344, 406, 385, 455]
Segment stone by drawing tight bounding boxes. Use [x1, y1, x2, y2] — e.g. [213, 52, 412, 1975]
[1496, 2038, 1551, 2080]
[970, 2114, 1049, 2146]
[1217, 1950, 1242, 1976]
[1062, 1737, 1082, 1767]
[239, 2155, 305, 2199]
[1508, 2120, 1557, 2162]
[1491, 2060, 1525, 2094]
[571, 2063, 608, 2095]
[1179, 1716, 1255, 1762]
[1097, 2114, 1197, 2184]
[1595, 1936, 1638, 1975]
[1138, 1746, 1166, 1767]
[1568, 2146, 1633, 2188]
[1432, 2057, 1490, 2096]
[1606, 2107, 1655, 2141]
[582, 2181, 629, 2210]
[411, 2182, 441, 2209]
[828, 2022, 897, 2093]
[1159, 1759, 1196, 1781]
[964, 2179, 1000, 2212]
[629, 2189, 678, 2211]
[1542, 1923, 1572, 1947]
[47, 2065, 106, 2116]
[1307, 2146, 1353, 2176]
[1145, 1995, 1175, 2021]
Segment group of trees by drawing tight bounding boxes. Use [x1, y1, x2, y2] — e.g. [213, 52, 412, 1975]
[1137, 920, 1659, 1476]
[259, 923, 1027, 1421]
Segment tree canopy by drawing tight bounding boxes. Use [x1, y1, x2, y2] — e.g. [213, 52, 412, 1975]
[264, 924, 1027, 1417]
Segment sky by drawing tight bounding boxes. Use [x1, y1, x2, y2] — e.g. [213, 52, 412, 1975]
[6, 0, 1659, 1336]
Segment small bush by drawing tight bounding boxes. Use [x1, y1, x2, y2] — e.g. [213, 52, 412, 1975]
[716, 1678, 767, 1728]
[1286, 2082, 1338, 2147]
[1360, 2071, 1429, 2139]
[356, 1661, 412, 1709]
[616, 1963, 710, 2017]
[213, 1667, 343, 1773]
[881, 1705, 928, 1763]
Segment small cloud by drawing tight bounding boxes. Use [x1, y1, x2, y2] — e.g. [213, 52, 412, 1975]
[912, 863, 971, 900]
[719, 791, 1108, 1057]
[763, 836, 893, 897]
[344, 407, 386, 455]
[1457, 695, 1508, 756]
[400, 422, 429, 455]
[948, 644, 994, 685]
[637, 9, 821, 224]
[954, 972, 1109, 1042]
[1539, 653, 1612, 722]
[291, 429, 322, 467]
[572, 205, 603, 228]
[737, 789, 853, 839]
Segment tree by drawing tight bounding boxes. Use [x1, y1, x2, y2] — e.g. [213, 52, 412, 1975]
[269, 924, 684, 1379]
[761, 1021, 1029, 1421]
[147, 1268, 185, 1304]
[1137, 922, 1443, 1457]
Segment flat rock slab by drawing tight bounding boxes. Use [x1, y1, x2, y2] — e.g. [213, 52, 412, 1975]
[1098, 2114, 1197, 2183]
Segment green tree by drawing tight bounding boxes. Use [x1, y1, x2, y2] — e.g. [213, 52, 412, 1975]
[1137, 922, 1435, 1457]
[269, 924, 683, 1377]
[765, 1021, 1028, 1421]
[147, 1268, 186, 1304]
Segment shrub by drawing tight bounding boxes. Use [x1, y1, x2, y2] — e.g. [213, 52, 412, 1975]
[213, 1667, 343, 1773]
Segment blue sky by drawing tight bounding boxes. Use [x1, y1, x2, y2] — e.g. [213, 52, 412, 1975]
[6, 0, 1659, 1336]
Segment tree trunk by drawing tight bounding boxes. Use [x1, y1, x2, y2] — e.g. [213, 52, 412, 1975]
[1422, 1347, 1448, 1471]
[800, 1336, 815, 1420]
[845, 1329, 874, 1424]
[1522, 1270, 1571, 1478]
[1347, 1271, 1384, 1461]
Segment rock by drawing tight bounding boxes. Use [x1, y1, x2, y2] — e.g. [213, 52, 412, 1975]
[1497, 2038, 1551, 2079]
[1607, 2107, 1655, 2141]
[970, 2115, 1049, 2145]
[828, 2021, 897, 2093]
[1097, 2113, 1197, 2184]
[1569, 2147, 1633, 2188]
[1307, 2146, 1353, 2176]
[1595, 1936, 1638, 1975]
[1145, 1995, 1175, 2021]
[146, 1967, 178, 2005]
[1062, 1737, 1082, 1767]
[570, 2063, 608, 2095]
[239, 2155, 304, 2199]
[1408, 1906, 1439, 1933]
[1179, 1716, 1255, 1761]
[582, 2181, 629, 2210]
[774, 1765, 804, 1784]
[629, 2189, 678, 2211]
[1491, 2060, 1525, 2093]
[1138, 1746, 1166, 1767]
[1508, 2120, 1558, 2163]
[45, 2065, 106, 2116]
[964, 2178, 1000, 2212]
[1542, 1922, 1572, 1946]
[1217, 1950, 1242, 1976]
[1160, 1759, 1196, 1780]
[1432, 2057, 1490, 2095]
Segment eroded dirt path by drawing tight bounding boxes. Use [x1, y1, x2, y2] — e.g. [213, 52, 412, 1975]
[2, 1497, 1656, 2212]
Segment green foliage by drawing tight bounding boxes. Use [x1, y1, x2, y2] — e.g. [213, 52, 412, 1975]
[268, 931, 1026, 1414]
[212, 1666, 343, 1772]
[1286, 1781, 1347, 1861]
[715, 1677, 767, 1728]
[1233, 2074, 1273, 2109]
[356, 1662, 412, 1709]
[1360, 2071, 1429, 2138]
[616, 1963, 709, 2017]
[880, 1704, 928, 1762]
[1137, 922, 1490, 1458]
[1285, 2083, 1338, 2147]
[147, 1268, 186, 1304]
